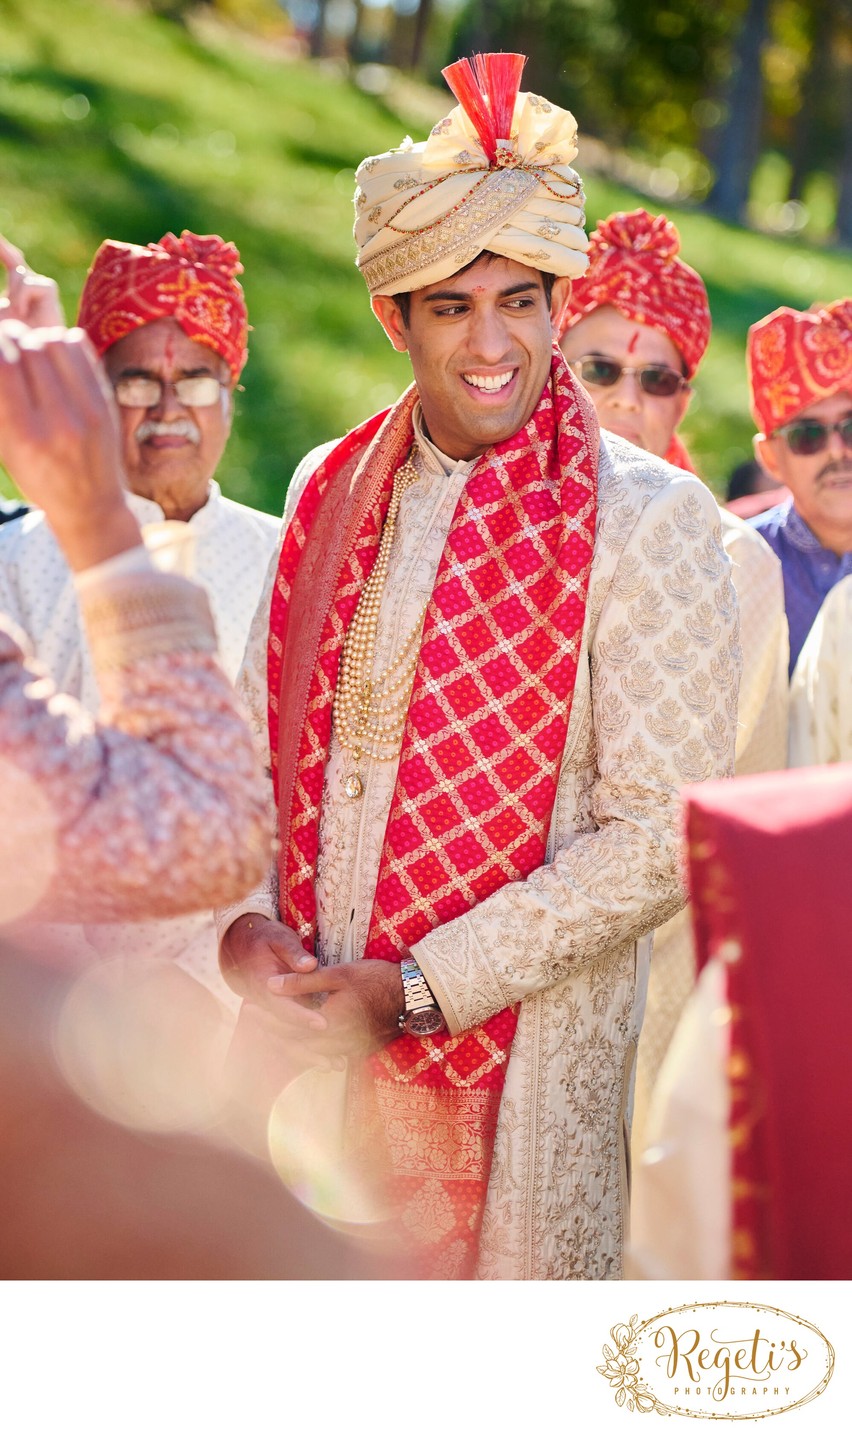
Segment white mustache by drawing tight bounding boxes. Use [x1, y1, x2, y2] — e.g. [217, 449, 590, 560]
[135, 418, 201, 445]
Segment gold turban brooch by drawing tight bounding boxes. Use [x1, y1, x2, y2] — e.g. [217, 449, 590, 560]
[354, 53, 589, 296]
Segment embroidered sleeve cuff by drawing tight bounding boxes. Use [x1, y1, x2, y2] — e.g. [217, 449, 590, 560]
[412, 916, 512, 1037]
[80, 571, 218, 670]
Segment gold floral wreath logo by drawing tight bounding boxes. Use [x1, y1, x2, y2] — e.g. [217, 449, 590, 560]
[597, 1302, 834, 1421]
[597, 1315, 670, 1415]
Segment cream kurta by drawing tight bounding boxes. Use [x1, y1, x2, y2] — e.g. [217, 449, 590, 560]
[632, 510, 788, 1152]
[221, 418, 741, 1279]
[0, 484, 280, 1004]
[789, 573, 852, 766]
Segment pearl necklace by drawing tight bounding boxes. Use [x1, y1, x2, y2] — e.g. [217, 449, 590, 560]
[334, 450, 426, 800]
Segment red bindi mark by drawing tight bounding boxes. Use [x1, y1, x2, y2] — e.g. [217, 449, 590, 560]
[626, 330, 641, 356]
[470, 285, 487, 295]
[162, 335, 177, 368]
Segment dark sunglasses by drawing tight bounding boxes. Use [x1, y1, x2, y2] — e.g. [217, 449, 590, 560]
[570, 355, 688, 398]
[113, 375, 225, 409]
[773, 416, 852, 457]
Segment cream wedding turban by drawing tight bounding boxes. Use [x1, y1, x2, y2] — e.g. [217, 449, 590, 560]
[354, 54, 589, 296]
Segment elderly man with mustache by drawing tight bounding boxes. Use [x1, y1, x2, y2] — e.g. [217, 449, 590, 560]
[747, 299, 852, 675]
[0, 231, 279, 1000]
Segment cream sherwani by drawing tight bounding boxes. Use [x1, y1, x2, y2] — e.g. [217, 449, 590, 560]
[0, 484, 280, 1005]
[221, 414, 740, 1279]
[789, 574, 852, 766]
[631, 509, 788, 1157]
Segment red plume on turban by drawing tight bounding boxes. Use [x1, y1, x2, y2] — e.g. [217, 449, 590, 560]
[77, 230, 249, 381]
[562, 208, 711, 379]
[441, 52, 527, 165]
[747, 299, 852, 436]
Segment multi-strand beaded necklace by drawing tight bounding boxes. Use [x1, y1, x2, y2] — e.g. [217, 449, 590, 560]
[333, 449, 426, 800]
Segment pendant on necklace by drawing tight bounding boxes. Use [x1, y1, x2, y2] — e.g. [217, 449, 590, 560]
[344, 772, 364, 801]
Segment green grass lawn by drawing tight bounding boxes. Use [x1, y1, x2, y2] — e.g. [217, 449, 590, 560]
[1, 0, 850, 512]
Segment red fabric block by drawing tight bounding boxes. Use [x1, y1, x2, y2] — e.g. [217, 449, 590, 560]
[480, 652, 522, 697]
[419, 633, 458, 677]
[456, 614, 495, 658]
[485, 505, 522, 546]
[469, 712, 512, 757]
[385, 811, 424, 857]
[519, 775, 558, 821]
[408, 692, 448, 738]
[561, 531, 594, 577]
[406, 850, 451, 897]
[468, 557, 506, 602]
[534, 715, 571, 760]
[398, 752, 437, 797]
[516, 627, 559, 672]
[491, 593, 531, 638]
[495, 748, 538, 789]
[456, 772, 501, 816]
[421, 792, 463, 837]
[445, 831, 488, 874]
[482, 807, 526, 848]
[448, 519, 488, 559]
[506, 689, 550, 733]
[432, 889, 472, 925]
[433, 733, 475, 777]
[373, 871, 412, 918]
[433, 574, 472, 619]
[505, 535, 544, 579]
[444, 673, 486, 718]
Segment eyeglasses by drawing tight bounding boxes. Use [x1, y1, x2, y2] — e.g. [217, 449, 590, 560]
[773, 417, 852, 457]
[113, 375, 225, 409]
[570, 355, 688, 398]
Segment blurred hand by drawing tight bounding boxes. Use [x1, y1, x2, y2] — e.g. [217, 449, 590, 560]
[0, 236, 64, 329]
[268, 962, 405, 1059]
[220, 913, 340, 1072]
[0, 320, 141, 569]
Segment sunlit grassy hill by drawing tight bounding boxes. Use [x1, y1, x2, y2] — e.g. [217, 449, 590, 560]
[1, 0, 850, 511]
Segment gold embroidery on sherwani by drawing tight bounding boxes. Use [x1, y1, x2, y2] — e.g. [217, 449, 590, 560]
[226, 434, 741, 1280]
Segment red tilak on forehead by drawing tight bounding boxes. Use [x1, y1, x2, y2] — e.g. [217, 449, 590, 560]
[163, 333, 178, 367]
[626, 330, 641, 355]
[470, 285, 487, 295]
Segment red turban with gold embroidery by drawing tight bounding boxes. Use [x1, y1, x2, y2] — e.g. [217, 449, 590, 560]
[747, 300, 852, 437]
[77, 230, 249, 381]
[562, 208, 710, 379]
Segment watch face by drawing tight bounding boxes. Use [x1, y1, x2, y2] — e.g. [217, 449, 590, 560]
[404, 1008, 447, 1037]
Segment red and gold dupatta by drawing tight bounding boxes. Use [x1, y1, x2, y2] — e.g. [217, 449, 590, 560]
[267, 348, 598, 1275]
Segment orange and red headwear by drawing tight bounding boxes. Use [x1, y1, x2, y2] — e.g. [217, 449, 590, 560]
[747, 300, 852, 437]
[77, 230, 249, 382]
[561, 208, 711, 380]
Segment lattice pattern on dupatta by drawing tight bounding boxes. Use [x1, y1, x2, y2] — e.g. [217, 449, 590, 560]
[267, 349, 598, 1275]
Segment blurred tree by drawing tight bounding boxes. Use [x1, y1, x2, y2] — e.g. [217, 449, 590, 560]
[785, 0, 831, 203]
[309, 0, 330, 58]
[706, 0, 772, 220]
[837, 0, 852, 244]
[451, 0, 740, 153]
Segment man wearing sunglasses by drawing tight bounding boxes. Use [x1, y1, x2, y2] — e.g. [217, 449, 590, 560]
[0, 231, 279, 1005]
[559, 209, 701, 470]
[559, 209, 789, 1161]
[748, 300, 852, 674]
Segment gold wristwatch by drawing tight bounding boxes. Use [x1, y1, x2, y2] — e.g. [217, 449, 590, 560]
[399, 956, 447, 1037]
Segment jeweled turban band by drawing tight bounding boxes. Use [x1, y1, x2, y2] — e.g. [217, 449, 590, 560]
[354, 53, 589, 296]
